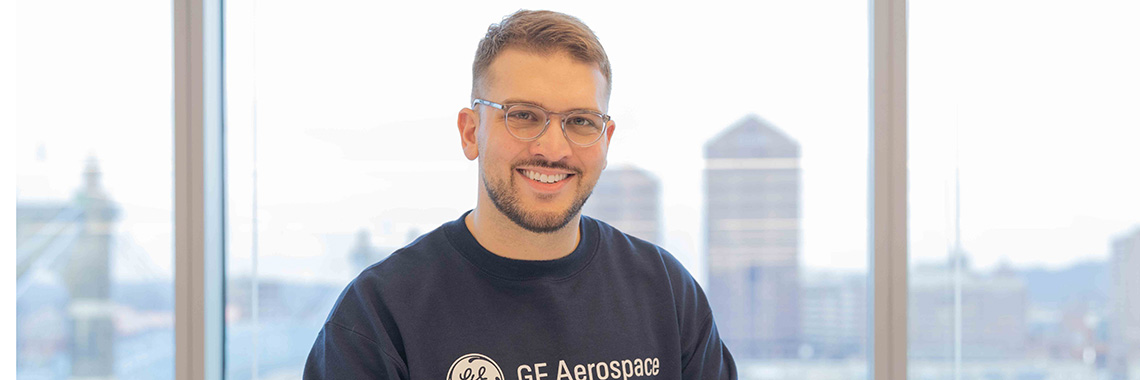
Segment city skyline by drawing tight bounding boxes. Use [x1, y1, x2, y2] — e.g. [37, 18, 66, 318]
[10, 1, 1138, 286]
[11, 152, 1130, 376]
[14, 128, 1140, 284]
[9, 1, 1140, 379]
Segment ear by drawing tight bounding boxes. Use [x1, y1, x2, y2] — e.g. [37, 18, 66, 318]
[458, 107, 480, 160]
[602, 120, 616, 170]
[604, 120, 616, 145]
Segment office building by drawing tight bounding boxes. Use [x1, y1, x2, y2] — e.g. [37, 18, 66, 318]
[704, 115, 801, 359]
[800, 270, 866, 359]
[910, 254, 1028, 361]
[582, 165, 662, 245]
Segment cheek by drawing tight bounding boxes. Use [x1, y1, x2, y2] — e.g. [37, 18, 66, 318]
[583, 148, 608, 170]
[480, 142, 523, 174]
[476, 124, 490, 148]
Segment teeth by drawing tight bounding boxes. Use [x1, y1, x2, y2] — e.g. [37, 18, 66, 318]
[522, 170, 569, 184]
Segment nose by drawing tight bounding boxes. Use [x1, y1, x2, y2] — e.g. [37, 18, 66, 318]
[528, 116, 574, 161]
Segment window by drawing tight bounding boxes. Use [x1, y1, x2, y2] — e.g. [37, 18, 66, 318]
[223, 1, 868, 379]
[27, 1, 1136, 379]
[909, 0, 1140, 378]
[10, 1, 175, 378]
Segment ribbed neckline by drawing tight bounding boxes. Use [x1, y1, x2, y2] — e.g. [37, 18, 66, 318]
[444, 210, 598, 281]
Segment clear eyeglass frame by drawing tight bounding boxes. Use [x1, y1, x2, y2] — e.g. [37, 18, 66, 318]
[472, 98, 612, 147]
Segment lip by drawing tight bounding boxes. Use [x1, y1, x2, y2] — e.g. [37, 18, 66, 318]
[515, 166, 576, 176]
[515, 168, 575, 194]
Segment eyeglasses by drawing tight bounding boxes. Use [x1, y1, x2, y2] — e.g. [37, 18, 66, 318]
[472, 98, 611, 147]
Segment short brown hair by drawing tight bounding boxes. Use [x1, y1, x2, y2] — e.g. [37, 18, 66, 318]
[472, 10, 612, 100]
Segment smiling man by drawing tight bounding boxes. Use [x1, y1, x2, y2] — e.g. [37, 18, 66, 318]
[305, 10, 736, 380]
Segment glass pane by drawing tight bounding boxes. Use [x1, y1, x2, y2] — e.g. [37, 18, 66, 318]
[909, 1, 1140, 379]
[225, 2, 867, 378]
[8, 1, 174, 379]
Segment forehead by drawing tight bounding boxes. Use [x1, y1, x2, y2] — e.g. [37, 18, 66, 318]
[481, 48, 609, 111]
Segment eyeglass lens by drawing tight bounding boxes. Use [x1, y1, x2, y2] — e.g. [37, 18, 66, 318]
[505, 104, 605, 145]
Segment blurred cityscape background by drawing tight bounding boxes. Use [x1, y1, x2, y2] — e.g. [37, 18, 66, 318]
[10, 1, 1139, 379]
[16, 116, 1140, 379]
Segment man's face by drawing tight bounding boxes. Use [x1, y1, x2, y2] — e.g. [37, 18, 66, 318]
[462, 48, 614, 233]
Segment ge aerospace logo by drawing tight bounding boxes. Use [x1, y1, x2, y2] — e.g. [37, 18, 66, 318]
[447, 353, 504, 380]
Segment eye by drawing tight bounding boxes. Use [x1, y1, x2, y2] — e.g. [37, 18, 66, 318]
[508, 110, 537, 121]
[566, 115, 596, 126]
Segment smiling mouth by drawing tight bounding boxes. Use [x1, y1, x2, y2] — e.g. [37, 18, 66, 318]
[517, 169, 575, 184]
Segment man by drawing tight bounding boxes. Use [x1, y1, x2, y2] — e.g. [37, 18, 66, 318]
[305, 10, 736, 380]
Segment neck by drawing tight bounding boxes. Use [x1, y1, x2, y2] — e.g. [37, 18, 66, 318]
[465, 203, 581, 261]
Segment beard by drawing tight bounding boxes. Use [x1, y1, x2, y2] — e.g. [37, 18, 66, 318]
[481, 159, 594, 234]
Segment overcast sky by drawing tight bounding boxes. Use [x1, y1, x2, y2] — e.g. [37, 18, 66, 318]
[7, 0, 1139, 286]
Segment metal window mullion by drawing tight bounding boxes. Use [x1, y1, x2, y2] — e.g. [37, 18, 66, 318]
[175, 0, 224, 378]
[870, 0, 908, 379]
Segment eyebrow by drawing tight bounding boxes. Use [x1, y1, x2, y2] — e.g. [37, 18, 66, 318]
[501, 98, 604, 114]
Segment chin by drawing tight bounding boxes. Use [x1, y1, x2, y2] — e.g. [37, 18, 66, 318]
[483, 168, 592, 234]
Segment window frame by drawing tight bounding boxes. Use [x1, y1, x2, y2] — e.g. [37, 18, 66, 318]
[174, 0, 225, 378]
[171, 1, 909, 379]
[869, 0, 909, 379]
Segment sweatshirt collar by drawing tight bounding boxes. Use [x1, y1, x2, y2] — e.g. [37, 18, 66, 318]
[444, 210, 598, 281]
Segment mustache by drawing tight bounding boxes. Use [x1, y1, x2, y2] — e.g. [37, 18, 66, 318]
[512, 158, 581, 175]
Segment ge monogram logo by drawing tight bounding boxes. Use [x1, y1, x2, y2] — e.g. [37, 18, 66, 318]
[447, 353, 504, 380]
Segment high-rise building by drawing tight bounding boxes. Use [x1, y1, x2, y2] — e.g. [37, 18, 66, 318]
[1110, 227, 1140, 379]
[704, 115, 801, 359]
[801, 270, 866, 359]
[582, 165, 662, 245]
[909, 254, 1028, 361]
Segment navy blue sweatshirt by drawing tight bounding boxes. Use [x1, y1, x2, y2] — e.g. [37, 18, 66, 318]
[305, 212, 736, 380]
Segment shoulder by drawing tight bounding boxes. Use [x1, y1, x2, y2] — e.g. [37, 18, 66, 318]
[586, 216, 704, 306]
[324, 223, 458, 325]
[586, 216, 714, 336]
[358, 226, 454, 286]
[588, 216, 691, 271]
